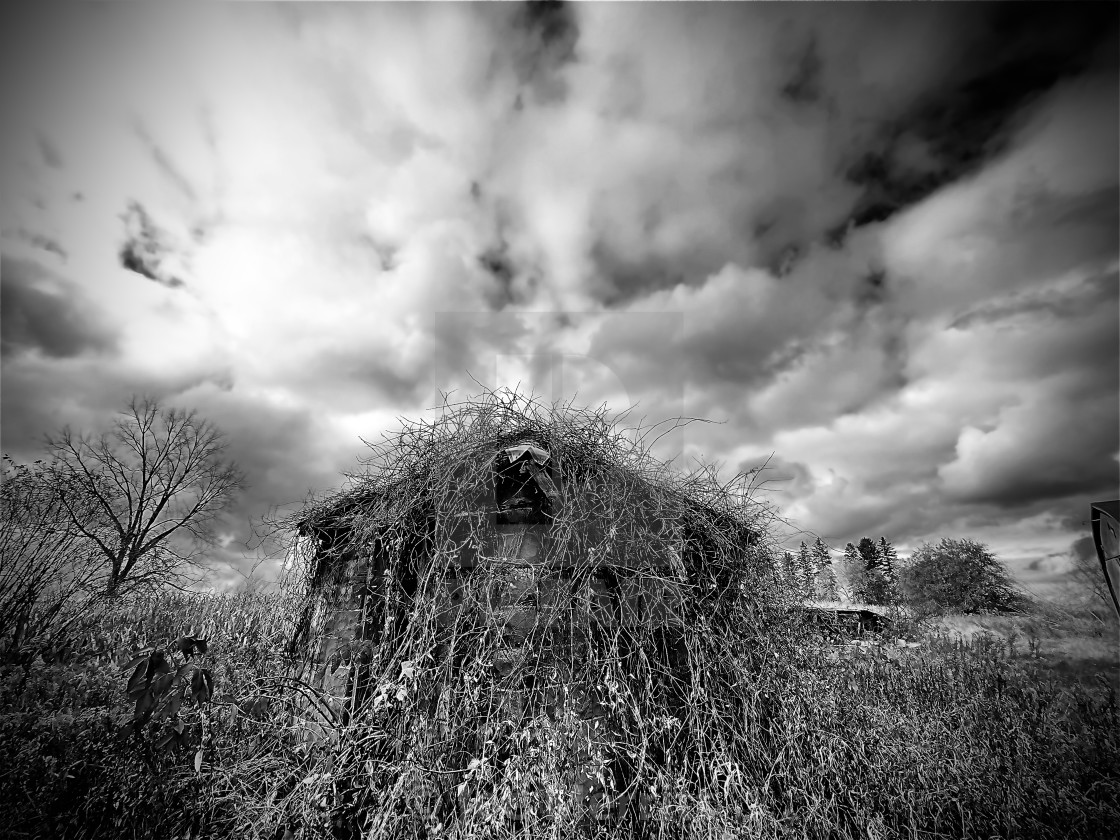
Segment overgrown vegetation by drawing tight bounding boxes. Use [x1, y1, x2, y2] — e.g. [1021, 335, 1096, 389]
[902, 537, 1030, 616]
[282, 392, 786, 836]
[1, 591, 1116, 839]
[0, 591, 306, 839]
[1, 395, 1116, 838]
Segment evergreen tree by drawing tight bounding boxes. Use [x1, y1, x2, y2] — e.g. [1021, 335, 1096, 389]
[877, 536, 900, 604]
[842, 542, 865, 602]
[859, 536, 885, 604]
[781, 551, 798, 590]
[798, 541, 815, 597]
[858, 537, 881, 573]
[813, 537, 839, 601]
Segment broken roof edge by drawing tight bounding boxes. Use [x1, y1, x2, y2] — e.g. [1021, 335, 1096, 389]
[294, 471, 764, 557]
[288, 395, 769, 546]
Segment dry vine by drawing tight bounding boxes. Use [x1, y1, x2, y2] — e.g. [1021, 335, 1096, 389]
[281, 390, 800, 838]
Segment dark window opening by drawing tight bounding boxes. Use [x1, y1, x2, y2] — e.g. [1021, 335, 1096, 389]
[492, 444, 556, 525]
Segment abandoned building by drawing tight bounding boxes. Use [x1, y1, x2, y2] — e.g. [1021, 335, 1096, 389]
[294, 432, 762, 713]
[288, 400, 770, 824]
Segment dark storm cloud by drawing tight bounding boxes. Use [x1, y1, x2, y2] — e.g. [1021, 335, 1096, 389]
[118, 201, 187, 288]
[0, 357, 231, 470]
[181, 385, 353, 515]
[587, 240, 709, 310]
[0, 256, 117, 358]
[940, 402, 1119, 512]
[853, 269, 888, 311]
[2, 2, 1115, 589]
[975, 467, 1118, 513]
[567, 1, 1117, 292]
[934, 273, 1119, 511]
[780, 37, 823, 106]
[838, 2, 1119, 235]
[477, 241, 520, 310]
[503, 0, 580, 111]
[584, 231, 895, 418]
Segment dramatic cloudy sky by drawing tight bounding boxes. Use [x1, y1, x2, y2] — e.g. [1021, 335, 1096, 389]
[2, 3, 1117, 597]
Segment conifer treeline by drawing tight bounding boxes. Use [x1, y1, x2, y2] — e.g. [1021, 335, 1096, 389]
[780, 535, 900, 604]
[779, 537, 839, 601]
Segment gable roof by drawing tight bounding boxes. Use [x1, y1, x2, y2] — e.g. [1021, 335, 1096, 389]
[291, 396, 765, 561]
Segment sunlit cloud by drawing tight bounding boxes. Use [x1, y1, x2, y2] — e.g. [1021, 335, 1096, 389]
[2, 3, 1115, 593]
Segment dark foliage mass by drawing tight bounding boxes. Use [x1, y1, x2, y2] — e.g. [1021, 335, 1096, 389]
[902, 537, 1029, 616]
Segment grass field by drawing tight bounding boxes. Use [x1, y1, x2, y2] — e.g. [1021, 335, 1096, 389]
[926, 604, 1118, 691]
[1, 591, 1117, 839]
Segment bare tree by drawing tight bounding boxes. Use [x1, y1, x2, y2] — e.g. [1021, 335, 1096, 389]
[45, 396, 245, 595]
[0, 457, 107, 658]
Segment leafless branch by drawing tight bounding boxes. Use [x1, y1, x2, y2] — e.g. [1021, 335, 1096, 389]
[44, 395, 245, 596]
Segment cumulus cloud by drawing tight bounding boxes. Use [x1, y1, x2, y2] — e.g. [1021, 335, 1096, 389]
[689, 57, 1118, 560]
[1, 256, 117, 359]
[1, 2, 1116, 590]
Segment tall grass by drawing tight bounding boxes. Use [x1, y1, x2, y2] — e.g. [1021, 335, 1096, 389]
[2, 590, 1117, 839]
[0, 590, 309, 839]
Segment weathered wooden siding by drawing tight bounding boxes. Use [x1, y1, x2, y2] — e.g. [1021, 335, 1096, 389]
[299, 445, 691, 820]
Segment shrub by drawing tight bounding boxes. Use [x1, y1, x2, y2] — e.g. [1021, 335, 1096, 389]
[902, 537, 1029, 616]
